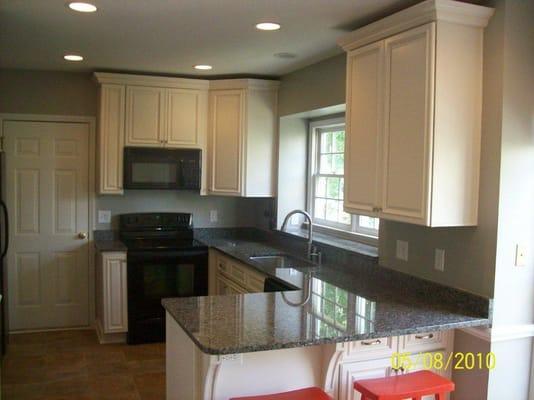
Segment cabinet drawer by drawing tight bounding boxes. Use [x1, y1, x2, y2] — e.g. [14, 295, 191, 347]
[399, 331, 450, 354]
[343, 336, 397, 362]
[229, 262, 247, 286]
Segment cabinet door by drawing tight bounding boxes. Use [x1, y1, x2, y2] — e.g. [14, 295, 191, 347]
[103, 254, 128, 333]
[126, 86, 165, 146]
[339, 358, 393, 400]
[381, 23, 435, 225]
[98, 84, 125, 194]
[344, 41, 384, 216]
[208, 89, 244, 195]
[166, 88, 206, 147]
[216, 274, 246, 295]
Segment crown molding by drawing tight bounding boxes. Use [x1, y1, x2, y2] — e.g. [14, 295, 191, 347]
[209, 78, 280, 91]
[337, 0, 494, 52]
[94, 72, 210, 90]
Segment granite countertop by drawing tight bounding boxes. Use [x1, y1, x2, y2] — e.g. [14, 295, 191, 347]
[162, 232, 492, 355]
[93, 230, 127, 252]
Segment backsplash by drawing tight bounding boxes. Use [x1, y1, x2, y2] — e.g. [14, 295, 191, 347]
[95, 190, 274, 230]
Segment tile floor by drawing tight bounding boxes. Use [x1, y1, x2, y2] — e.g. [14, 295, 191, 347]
[2, 330, 165, 400]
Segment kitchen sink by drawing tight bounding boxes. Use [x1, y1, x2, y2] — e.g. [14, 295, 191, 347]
[249, 254, 316, 269]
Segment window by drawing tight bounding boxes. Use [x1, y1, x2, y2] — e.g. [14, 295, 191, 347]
[308, 118, 379, 239]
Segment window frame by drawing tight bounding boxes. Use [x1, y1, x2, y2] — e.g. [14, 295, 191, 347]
[307, 117, 379, 244]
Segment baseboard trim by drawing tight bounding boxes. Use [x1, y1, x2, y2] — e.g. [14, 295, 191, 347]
[95, 319, 127, 344]
[460, 324, 534, 343]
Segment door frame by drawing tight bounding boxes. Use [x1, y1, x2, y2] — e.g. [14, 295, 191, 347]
[0, 113, 97, 332]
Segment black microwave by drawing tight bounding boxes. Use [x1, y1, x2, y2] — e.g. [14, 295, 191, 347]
[123, 147, 201, 190]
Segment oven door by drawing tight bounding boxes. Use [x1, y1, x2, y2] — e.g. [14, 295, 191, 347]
[126, 249, 208, 344]
[123, 147, 201, 190]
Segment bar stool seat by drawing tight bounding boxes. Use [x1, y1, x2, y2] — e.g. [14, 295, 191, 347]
[230, 387, 331, 400]
[354, 370, 454, 400]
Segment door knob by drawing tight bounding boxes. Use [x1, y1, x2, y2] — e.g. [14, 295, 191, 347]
[78, 232, 87, 239]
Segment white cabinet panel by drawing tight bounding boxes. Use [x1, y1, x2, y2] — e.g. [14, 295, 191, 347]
[381, 23, 435, 224]
[99, 252, 128, 333]
[339, 358, 393, 400]
[344, 41, 384, 216]
[209, 89, 243, 195]
[126, 86, 165, 146]
[97, 84, 125, 194]
[166, 88, 206, 147]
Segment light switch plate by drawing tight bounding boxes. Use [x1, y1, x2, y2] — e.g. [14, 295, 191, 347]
[396, 240, 409, 261]
[435, 249, 445, 272]
[209, 210, 218, 223]
[98, 210, 111, 224]
[515, 244, 527, 267]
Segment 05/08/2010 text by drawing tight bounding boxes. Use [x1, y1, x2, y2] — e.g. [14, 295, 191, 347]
[391, 352, 496, 371]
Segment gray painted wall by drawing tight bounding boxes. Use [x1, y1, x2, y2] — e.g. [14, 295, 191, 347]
[277, 116, 308, 228]
[0, 69, 270, 230]
[96, 191, 272, 230]
[278, 54, 346, 117]
[0, 69, 97, 116]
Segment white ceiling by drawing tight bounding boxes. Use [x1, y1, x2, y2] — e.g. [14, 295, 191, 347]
[1, 0, 423, 77]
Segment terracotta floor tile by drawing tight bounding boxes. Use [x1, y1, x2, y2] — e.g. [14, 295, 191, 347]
[2, 383, 46, 400]
[4, 330, 165, 400]
[134, 372, 165, 400]
[89, 375, 141, 400]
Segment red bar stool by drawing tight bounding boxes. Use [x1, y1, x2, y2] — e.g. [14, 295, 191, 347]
[230, 387, 331, 400]
[354, 370, 454, 400]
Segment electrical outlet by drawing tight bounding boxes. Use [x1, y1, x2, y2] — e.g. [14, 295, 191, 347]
[396, 240, 409, 261]
[435, 249, 445, 272]
[209, 210, 218, 223]
[515, 244, 527, 267]
[98, 210, 111, 224]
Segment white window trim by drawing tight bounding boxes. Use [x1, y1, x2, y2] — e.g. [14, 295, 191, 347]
[307, 117, 379, 246]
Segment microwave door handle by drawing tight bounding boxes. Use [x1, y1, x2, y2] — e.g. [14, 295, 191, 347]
[0, 200, 8, 259]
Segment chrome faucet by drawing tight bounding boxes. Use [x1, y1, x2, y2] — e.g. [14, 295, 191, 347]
[280, 209, 321, 263]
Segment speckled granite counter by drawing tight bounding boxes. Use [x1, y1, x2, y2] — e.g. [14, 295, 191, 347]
[93, 230, 127, 252]
[162, 228, 492, 355]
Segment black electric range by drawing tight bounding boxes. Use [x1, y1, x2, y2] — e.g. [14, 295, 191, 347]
[119, 212, 208, 344]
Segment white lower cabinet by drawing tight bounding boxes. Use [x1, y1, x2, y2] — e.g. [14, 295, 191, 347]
[95, 251, 128, 343]
[339, 358, 393, 400]
[209, 250, 266, 294]
[336, 331, 453, 400]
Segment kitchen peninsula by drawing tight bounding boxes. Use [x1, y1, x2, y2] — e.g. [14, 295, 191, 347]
[162, 229, 491, 400]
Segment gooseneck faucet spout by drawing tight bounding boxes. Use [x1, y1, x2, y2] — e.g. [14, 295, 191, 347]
[280, 209, 321, 263]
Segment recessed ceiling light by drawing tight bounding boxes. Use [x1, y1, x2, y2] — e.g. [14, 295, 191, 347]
[68, 2, 97, 12]
[256, 22, 281, 31]
[194, 64, 212, 70]
[64, 54, 84, 61]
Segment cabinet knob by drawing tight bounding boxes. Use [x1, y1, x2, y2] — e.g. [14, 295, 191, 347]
[78, 232, 88, 239]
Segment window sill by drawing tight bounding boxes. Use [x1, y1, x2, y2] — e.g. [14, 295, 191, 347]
[281, 227, 378, 259]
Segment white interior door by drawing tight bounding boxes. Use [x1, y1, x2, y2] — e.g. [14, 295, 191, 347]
[4, 120, 90, 331]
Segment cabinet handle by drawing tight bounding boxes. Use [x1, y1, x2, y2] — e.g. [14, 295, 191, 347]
[361, 339, 382, 346]
[415, 333, 434, 340]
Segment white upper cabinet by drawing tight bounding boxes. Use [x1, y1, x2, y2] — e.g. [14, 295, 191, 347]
[166, 88, 207, 147]
[97, 83, 125, 195]
[126, 86, 165, 146]
[338, 0, 494, 227]
[344, 41, 384, 216]
[94, 73, 209, 195]
[208, 79, 279, 197]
